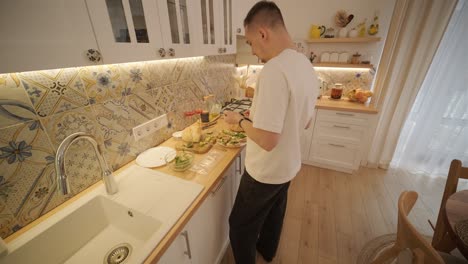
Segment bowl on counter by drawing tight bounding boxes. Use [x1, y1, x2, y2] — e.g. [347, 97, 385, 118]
[165, 151, 194, 172]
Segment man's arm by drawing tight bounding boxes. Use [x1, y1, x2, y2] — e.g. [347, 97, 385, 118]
[224, 111, 280, 152]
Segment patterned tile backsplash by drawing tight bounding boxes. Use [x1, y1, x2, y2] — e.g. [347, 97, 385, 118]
[0, 55, 236, 238]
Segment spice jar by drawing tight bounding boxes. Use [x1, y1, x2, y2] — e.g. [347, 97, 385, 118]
[351, 52, 361, 64]
[330, 83, 344, 99]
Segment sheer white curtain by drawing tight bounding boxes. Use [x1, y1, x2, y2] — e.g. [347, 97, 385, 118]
[391, 0, 468, 177]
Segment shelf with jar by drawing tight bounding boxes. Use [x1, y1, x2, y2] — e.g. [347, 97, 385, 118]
[306, 37, 381, 43]
[313, 63, 373, 69]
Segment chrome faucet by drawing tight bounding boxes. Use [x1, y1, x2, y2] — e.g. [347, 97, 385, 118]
[55, 132, 118, 195]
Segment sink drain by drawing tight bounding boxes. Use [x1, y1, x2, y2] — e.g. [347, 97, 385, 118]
[104, 243, 132, 264]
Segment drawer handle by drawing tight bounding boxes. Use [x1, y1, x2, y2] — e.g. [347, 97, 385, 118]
[333, 125, 350, 129]
[211, 176, 227, 195]
[181, 231, 192, 259]
[336, 112, 354, 116]
[328, 143, 345, 148]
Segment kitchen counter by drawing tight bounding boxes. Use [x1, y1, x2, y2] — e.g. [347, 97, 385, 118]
[139, 120, 242, 263]
[315, 96, 378, 114]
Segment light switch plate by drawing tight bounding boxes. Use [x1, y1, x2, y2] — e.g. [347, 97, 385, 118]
[133, 114, 168, 142]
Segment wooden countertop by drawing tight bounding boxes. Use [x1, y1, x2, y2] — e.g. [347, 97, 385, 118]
[315, 96, 378, 114]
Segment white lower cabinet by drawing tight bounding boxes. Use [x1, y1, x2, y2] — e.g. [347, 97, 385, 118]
[232, 148, 246, 203]
[158, 161, 237, 264]
[157, 229, 193, 264]
[302, 109, 376, 173]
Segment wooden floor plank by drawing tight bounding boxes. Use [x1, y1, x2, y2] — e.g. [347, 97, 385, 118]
[221, 165, 456, 264]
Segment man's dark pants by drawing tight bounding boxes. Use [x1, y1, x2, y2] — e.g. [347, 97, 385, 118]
[229, 170, 291, 264]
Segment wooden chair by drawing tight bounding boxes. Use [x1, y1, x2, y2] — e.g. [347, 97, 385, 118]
[372, 191, 445, 264]
[432, 160, 468, 252]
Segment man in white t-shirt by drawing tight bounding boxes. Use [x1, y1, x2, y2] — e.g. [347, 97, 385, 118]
[223, 1, 318, 263]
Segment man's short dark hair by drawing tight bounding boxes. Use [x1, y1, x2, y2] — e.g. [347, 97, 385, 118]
[244, 1, 285, 29]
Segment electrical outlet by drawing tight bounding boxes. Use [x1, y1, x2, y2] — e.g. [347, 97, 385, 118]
[132, 114, 168, 141]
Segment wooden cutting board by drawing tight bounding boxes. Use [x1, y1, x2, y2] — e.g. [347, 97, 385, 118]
[175, 142, 213, 154]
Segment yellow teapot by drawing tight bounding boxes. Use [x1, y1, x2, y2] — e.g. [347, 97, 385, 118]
[309, 25, 326, 39]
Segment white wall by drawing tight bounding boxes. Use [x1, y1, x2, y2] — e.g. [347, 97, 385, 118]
[237, 0, 396, 67]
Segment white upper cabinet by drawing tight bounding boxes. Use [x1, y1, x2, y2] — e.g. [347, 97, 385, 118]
[233, 0, 257, 36]
[0, 0, 100, 74]
[86, 0, 164, 64]
[219, 0, 236, 54]
[192, 0, 220, 56]
[192, 0, 235, 56]
[157, 0, 198, 58]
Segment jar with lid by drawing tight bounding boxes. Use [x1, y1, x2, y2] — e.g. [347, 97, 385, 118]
[330, 83, 344, 99]
[351, 52, 361, 64]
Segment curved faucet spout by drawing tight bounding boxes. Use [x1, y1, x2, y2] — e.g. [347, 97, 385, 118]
[55, 132, 118, 195]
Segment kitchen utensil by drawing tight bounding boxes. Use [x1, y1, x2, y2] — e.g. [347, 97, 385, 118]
[309, 25, 326, 39]
[136, 146, 176, 168]
[324, 27, 335, 38]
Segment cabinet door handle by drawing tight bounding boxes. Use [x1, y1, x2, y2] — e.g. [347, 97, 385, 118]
[333, 125, 350, 129]
[237, 28, 241, 33]
[236, 156, 241, 174]
[336, 112, 354, 116]
[86, 49, 102, 62]
[218, 47, 224, 54]
[181, 231, 192, 259]
[158, 48, 166, 57]
[168, 48, 175, 57]
[328, 143, 345, 148]
[223, 47, 227, 53]
[211, 176, 227, 195]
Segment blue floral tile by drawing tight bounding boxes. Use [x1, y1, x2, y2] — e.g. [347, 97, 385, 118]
[0, 54, 237, 238]
[0, 201, 20, 238]
[92, 97, 152, 170]
[42, 106, 103, 149]
[42, 106, 106, 198]
[19, 68, 89, 117]
[80, 64, 125, 104]
[152, 85, 177, 113]
[0, 73, 38, 128]
[118, 61, 153, 97]
[127, 90, 164, 121]
[146, 59, 178, 87]
[0, 121, 56, 236]
[175, 57, 205, 83]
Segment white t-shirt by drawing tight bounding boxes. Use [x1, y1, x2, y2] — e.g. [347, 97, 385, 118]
[245, 48, 318, 184]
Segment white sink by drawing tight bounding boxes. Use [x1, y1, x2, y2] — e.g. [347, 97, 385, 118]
[1, 165, 203, 264]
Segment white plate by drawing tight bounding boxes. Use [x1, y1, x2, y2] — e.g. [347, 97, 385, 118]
[172, 131, 183, 139]
[136, 146, 176, 168]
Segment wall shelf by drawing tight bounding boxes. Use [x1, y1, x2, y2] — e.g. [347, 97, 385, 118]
[313, 63, 374, 69]
[306, 37, 381, 43]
